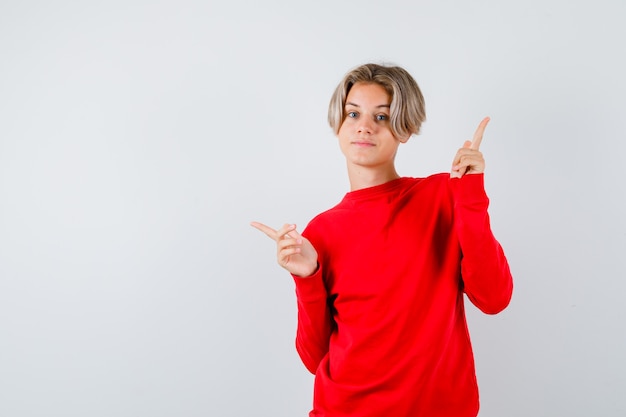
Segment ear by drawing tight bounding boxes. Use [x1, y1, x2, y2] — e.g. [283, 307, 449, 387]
[397, 134, 411, 144]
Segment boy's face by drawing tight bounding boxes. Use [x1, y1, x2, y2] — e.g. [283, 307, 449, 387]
[337, 82, 405, 172]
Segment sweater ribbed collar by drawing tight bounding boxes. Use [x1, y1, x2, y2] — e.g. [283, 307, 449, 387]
[343, 177, 413, 202]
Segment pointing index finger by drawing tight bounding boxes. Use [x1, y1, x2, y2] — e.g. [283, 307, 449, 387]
[250, 221, 278, 241]
[471, 116, 490, 150]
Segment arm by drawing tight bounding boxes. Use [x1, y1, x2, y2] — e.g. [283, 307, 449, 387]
[293, 264, 333, 374]
[250, 221, 332, 373]
[451, 174, 513, 314]
[449, 117, 513, 314]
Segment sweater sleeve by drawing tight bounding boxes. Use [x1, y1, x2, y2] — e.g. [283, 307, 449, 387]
[450, 174, 513, 314]
[292, 263, 333, 374]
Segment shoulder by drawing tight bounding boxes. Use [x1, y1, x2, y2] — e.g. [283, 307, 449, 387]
[422, 172, 451, 186]
[401, 173, 452, 196]
[300, 201, 350, 256]
[304, 201, 346, 234]
[396, 173, 455, 214]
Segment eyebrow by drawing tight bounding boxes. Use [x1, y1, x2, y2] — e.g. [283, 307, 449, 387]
[345, 102, 391, 109]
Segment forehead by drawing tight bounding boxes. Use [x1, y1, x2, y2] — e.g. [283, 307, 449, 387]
[346, 82, 391, 105]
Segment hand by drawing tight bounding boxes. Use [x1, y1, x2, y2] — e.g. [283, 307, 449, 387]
[451, 116, 489, 178]
[250, 222, 319, 278]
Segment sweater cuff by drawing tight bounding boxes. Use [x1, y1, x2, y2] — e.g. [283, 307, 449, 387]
[450, 173, 489, 206]
[293, 264, 327, 302]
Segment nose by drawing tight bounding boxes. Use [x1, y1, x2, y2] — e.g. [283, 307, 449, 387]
[357, 117, 375, 134]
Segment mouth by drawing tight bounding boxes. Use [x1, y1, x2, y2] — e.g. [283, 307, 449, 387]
[352, 141, 375, 147]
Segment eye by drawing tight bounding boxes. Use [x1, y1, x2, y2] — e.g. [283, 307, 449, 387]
[376, 114, 389, 121]
[347, 111, 358, 118]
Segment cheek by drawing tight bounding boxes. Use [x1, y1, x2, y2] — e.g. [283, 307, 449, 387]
[337, 122, 351, 141]
[337, 118, 351, 134]
[337, 134, 349, 151]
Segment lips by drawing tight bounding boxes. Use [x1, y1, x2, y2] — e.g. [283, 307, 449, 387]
[352, 140, 375, 147]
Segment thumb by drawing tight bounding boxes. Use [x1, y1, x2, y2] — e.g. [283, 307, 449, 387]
[290, 228, 311, 248]
[285, 224, 301, 240]
[463, 140, 472, 149]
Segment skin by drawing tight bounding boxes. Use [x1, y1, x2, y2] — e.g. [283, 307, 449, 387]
[337, 82, 408, 191]
[451, 115, 489, 178]
[251, 82, 490, 278]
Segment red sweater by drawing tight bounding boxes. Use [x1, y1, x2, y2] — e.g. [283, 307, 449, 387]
[293, 173, 513, 417]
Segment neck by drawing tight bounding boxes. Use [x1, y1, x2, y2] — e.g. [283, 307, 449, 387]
[346, 164, 401, 191]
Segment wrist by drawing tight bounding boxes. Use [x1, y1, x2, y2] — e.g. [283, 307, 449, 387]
[296, 262, 319, 278]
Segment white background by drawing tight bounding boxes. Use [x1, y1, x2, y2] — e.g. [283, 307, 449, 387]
[1, 1, 625, 416]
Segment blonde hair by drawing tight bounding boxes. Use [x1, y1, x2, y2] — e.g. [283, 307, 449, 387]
[328, 63, 426, 139]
